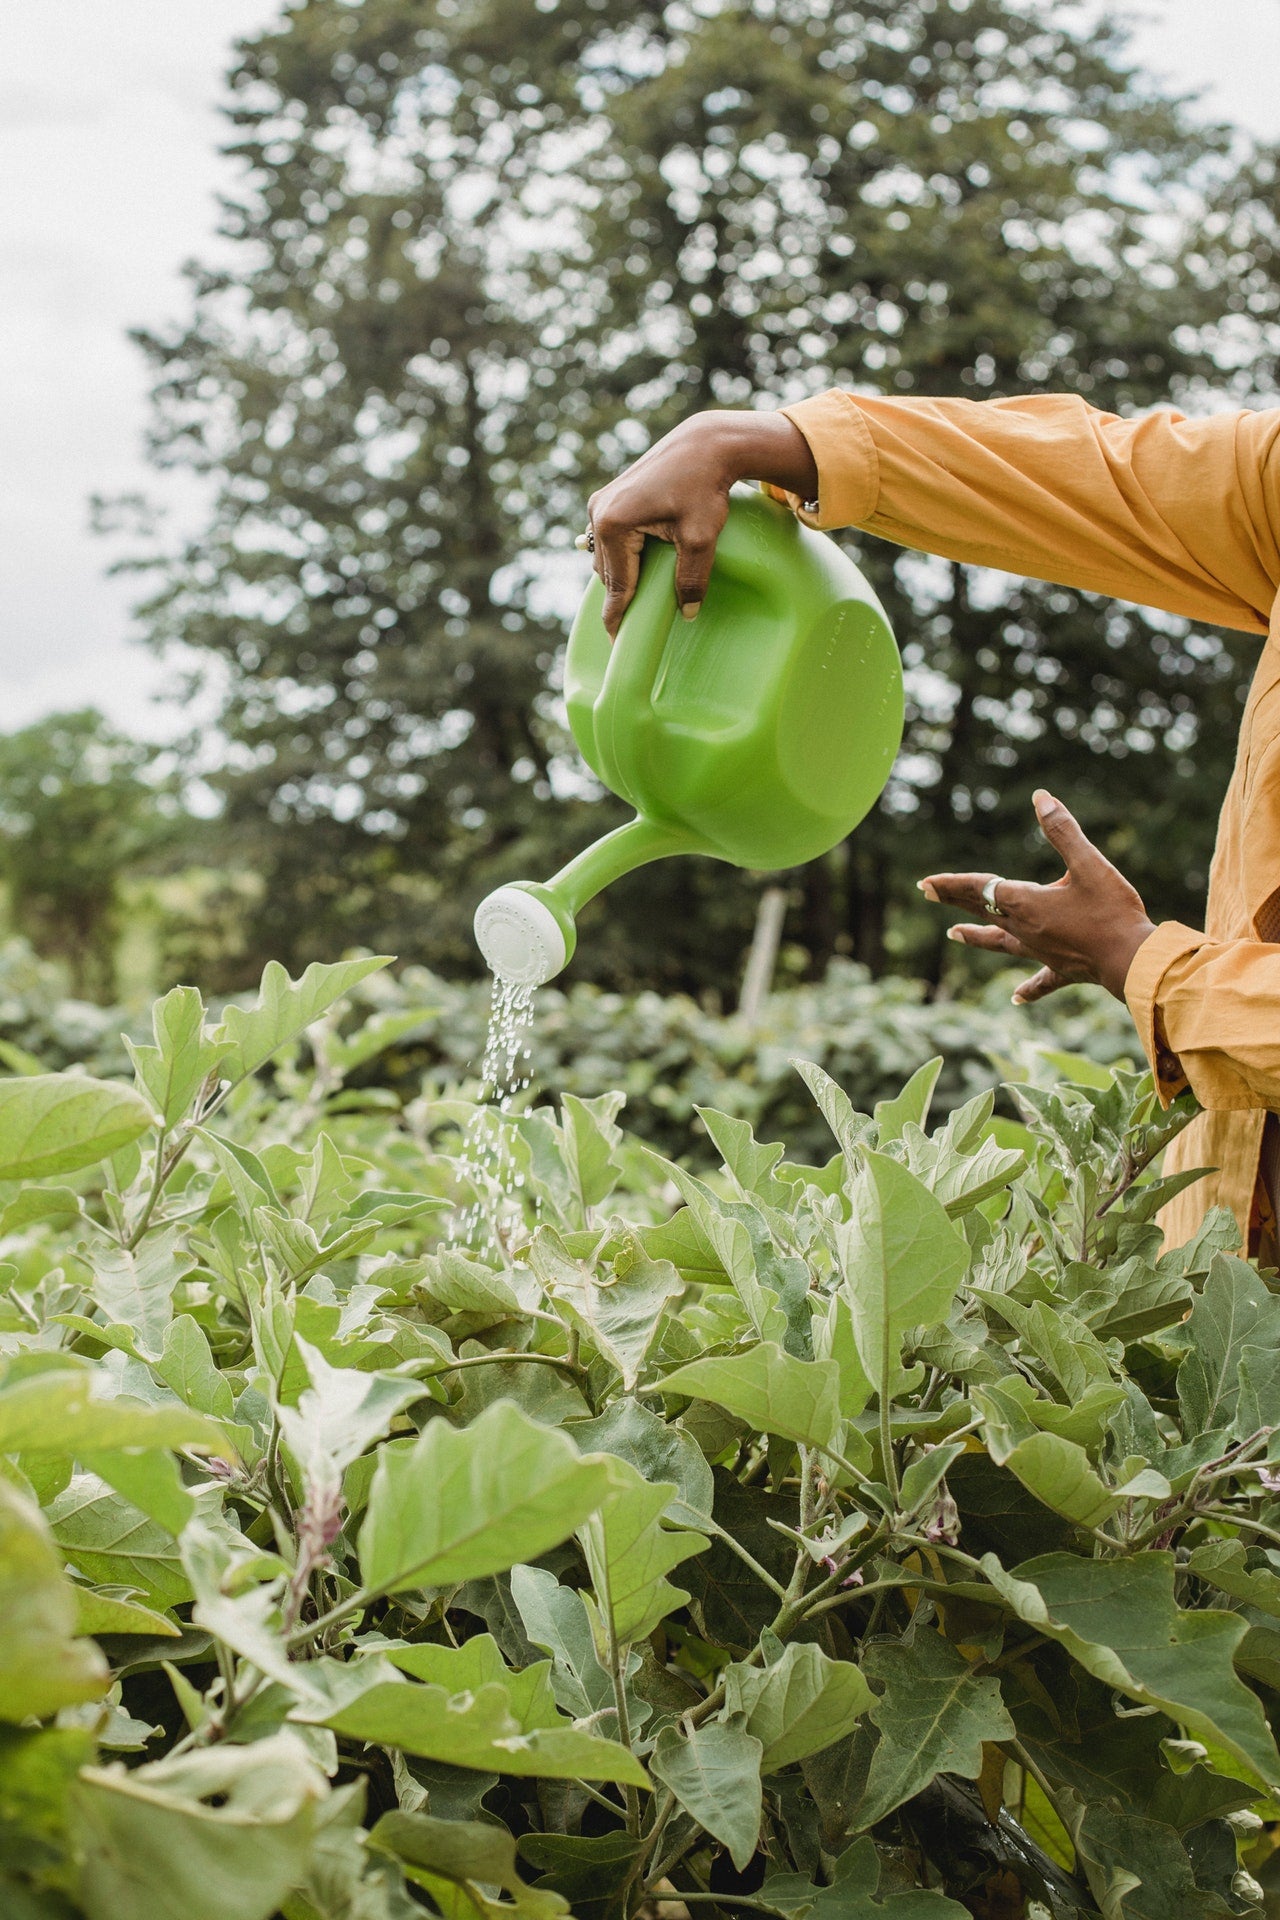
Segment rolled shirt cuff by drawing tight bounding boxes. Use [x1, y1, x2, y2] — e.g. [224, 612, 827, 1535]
[1123, 920, 1210, 1104]
[758, 390, 881, 530]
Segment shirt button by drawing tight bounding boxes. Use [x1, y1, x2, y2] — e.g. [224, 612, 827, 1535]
[1157, 1050, 1180, 1078]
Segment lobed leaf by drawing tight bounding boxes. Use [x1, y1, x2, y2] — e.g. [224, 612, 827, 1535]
[358, 1400, 615, 1596]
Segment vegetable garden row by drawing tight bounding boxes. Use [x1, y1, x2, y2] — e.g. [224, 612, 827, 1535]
[1, 955, 1276, 1917]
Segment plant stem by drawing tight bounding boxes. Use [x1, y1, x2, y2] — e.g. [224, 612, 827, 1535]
[879, 1392, 900, 1508]
[619, 1788, 676, 1906]
[574, 1777, 625, 1817]
[286, 1585, 373, 1650]
[426, 1348, 584, 1379]
[125, 1124, 170, 1252]
[1200, 1507, 1280, 1551]
[603, 1611, 641, 1839]
[706, 1519, 786, 1599]
[1005, 1736, 1070, 1847]
[649, 1895, 784, 1913]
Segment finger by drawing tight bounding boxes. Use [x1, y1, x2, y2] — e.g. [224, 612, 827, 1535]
[674, 528, 717, 620]
[918, 873, 1036, 917]
[593, 518, 648, 638]
[945, 923, 1035, 959]
[1032, 790, 1104, 877]
[1011, 965, 1064, 1005]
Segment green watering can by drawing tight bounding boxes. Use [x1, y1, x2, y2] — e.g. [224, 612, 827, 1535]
[474, 485, 903, 985]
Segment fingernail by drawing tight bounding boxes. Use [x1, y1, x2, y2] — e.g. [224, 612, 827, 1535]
[1032, 788, 1054, 818]
[1011, 990, 1027, 1004]
[946, 926, 964, 943]
[682, 601, 702, 621]
[918, 882, 938, 902]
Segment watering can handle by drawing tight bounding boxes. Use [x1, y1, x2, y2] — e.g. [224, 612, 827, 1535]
[593, 540, 680, 803]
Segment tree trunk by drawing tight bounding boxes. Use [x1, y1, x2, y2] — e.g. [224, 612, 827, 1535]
[739, 885, 789, 1023]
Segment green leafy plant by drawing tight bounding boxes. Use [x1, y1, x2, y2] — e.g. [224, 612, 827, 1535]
[1, 957, 1278, 1918]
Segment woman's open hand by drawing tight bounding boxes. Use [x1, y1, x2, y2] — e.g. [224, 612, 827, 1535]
[920, 791, 1156, 1003]
[585, 409, 819, 636]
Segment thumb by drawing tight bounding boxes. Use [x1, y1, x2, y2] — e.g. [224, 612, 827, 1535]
[1012, 964, 1065, 1005]
[1033, 789, 1102, 876]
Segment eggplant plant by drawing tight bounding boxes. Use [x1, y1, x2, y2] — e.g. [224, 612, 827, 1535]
[0, 956, 1276, 1919]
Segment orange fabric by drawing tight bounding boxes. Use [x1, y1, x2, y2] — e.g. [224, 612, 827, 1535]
[765, 388, 1280, 1246]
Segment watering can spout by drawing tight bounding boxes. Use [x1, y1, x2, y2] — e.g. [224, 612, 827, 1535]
[473, 817, 694, 987]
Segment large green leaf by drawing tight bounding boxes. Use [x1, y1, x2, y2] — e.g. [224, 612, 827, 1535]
[0, 1721, 95, 1906]
[1177, 1254, 1280, 1439]
[214, 957, 393, 1086]
[510, 1563, 617, 1725]
[371, 1810, 569, 1919]
[1059, 1786, 1234, 1920]
[83, 1448, 195, 1535]
[973, 1379, 1168, 1529]
[387, 1633, 561, 1731]
[1187, 1539, 1280, 1618]
[0, 1366, 227, 1455]
[660, 1343, 842, 1453]
[696, 1106, 791, 1208]
[276, 1334, 425, 1485]
[568, 1397, 714, 1531]
[518, 1830, 643, 1920]
[665, 1166, 789, 1347]
[558, 1092, 625, 1213]
[874, 1058, 944, 1143]
[298, 1671, 648, 1785]
[530, 1228, 680, 1390]
[87, 1227, 194, 1361]
[44, 1474, 192, 1611]
[763, 1835, 970, 1916]
[837, 1152, 971, 1403]
[983, 1551, 1280, 1793]
[155, 1315, 235, 1422]
[725, 1642, 874, 1774]
[358, 1401, 615, 1596]
[71, 1732, 328, 1920]
[125, 986, 233, 1129]
[577, 1455, 707, 1645]
[650, 1719, 763, 1871]
[0, 1481, 108, 1722]
[792, 1058, 875, 1170]
[855, 1626, 1014, 1829]
[0, 1073, 154, 1180]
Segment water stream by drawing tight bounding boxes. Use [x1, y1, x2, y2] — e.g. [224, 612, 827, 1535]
[453, 972, 536, 1252]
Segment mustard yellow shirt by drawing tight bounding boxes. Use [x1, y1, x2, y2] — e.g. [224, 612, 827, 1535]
[766, 388, 1280, 1247]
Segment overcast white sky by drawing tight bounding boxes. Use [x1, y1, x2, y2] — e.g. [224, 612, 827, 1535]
[2, 1, 1279, 746]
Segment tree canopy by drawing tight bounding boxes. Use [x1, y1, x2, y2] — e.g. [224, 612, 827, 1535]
[119, 0, 1266, 991]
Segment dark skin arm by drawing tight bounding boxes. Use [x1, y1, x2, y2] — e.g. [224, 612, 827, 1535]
[586, 409, 818, 636]
[921, 789, 1157, 1004]
[587, 416, 1159, 1011]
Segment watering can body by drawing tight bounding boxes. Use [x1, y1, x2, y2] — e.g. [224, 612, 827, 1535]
[475, 485, 903, 985]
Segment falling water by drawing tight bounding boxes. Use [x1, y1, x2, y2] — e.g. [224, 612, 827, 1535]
[454, 972, 536, 1251]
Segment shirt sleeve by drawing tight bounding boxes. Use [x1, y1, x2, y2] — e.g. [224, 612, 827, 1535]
[764, 388, 1280, 635]
[1125, 920, 1280, 1110]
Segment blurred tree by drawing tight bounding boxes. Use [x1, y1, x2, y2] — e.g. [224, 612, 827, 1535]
[0, 711, 181, 1001]
[116, 0, 1256, 990]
